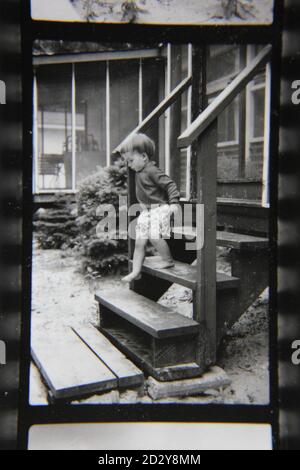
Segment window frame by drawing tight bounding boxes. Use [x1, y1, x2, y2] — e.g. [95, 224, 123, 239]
[206, 46, 241, 149]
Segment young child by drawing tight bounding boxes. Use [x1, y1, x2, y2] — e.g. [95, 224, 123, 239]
[120, 133, 180, 283]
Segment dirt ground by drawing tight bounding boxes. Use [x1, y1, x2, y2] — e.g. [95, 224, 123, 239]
[30, 242, 269, 406]
[73, 0, 273, 24]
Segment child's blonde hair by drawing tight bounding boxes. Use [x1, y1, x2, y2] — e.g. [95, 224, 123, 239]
[119, 133, 155, 159]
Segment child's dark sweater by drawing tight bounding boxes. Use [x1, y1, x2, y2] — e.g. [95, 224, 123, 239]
[135, 161, 180, 207]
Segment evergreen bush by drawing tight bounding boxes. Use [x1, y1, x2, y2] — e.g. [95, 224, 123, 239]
[34, 195, 79, 250]
[76, 158, 129, 275]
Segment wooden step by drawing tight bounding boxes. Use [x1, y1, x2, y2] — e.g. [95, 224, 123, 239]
[73, 324, 144, 389]
[130, 256, 239, 291]
[172, 227, 268, 251]
[95, 288, 199, 339]
[31, 328, 117, 401]
[101, 325, 204, 382]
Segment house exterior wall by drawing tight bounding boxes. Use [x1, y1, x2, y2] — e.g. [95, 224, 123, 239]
[33, 44, 270, 205]
[206, 45, 268, 202]
[33, 51, 164, 194]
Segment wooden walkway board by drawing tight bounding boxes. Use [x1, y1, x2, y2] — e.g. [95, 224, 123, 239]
[73, 324, 144, 388]
[31, 328, 117, 400]
[95, 288, 200, 339]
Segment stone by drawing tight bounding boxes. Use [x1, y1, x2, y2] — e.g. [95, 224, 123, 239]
[147, 366, 231, 400]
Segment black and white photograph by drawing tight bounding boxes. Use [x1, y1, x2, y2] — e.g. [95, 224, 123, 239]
[3, 0, 300, 453]
[30, 0, 274, 24]
[30, 40, 272, 407]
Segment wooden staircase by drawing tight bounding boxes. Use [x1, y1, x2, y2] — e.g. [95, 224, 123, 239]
[96, 289, 202, 381]
[96, 227, 268, 381]
[95, 45, 271, 382]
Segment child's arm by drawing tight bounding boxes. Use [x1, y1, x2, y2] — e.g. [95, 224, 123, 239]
[148, 166, 180, 205]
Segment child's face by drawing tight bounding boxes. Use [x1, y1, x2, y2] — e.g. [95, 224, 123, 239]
[126, 151, 148, 172]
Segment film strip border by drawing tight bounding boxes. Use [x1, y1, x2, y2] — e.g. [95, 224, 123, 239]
[278, 0, 300, 451]
[0, 0, 296, 450]
[0, 0, 23, 450]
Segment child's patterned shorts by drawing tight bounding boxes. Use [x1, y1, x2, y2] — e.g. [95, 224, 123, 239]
[136, 204, 172, 240]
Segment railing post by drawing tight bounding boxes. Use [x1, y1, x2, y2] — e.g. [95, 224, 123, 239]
[169, 45, 182, 186]
[191, 46, 207, 201]
[238, 47, 247, 179]
[127, 168, 136, 261]
[194, 118, 218, 365]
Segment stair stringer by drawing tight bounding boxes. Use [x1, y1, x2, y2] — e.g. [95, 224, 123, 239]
[217, 248, 269, 344]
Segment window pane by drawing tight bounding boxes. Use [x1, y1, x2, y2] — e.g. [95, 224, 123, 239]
[209, 96, 239, 144]
[180, 45, 189, 196]
[36, 64, 72, 190]
[75, 62, 106, 186]
[207, 46, 239, 82]
[142, 59, 161, 158]
[180, 149, 187, 198]
[218, 99, 238, 143]
[181, 45, 188, 77]
[252, 88, 265, 138]
[110, 60, 139, 153]
[252, 46, 266, 86]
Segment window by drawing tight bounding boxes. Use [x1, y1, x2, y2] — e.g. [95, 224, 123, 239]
[75, 62, 107, 185]
[207, 47, 240, 148]
[179, 44, 192, 199]
[208, 95, 239, 146]
[206, 46, 241, 180]
[110, 60, 139, 153]
[207, 45, 240, 86]
[36, 64, 73, 191]
[251, 88, 265, 139]
[205, 44, 269, 187]
[245, 45, 267, 180]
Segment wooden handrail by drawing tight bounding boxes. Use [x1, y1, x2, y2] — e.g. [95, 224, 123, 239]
[177, 45, 272, 149]
[112, 75, 192, 154]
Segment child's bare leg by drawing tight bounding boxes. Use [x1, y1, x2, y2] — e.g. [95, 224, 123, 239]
[122, 238, 148, 282]
[149, 238, 174, 269]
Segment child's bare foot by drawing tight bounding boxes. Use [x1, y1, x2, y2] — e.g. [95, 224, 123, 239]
[121, 272, 142, 283]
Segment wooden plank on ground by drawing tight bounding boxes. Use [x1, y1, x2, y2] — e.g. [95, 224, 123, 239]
[73, 324, 144, 389]
[31, 328, 117, 400]
[95, 288, 200, 339]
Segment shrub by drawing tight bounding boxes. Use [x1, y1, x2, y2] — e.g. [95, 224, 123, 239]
[76, 158, 129, 275]
[34, 195, 79, 250]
